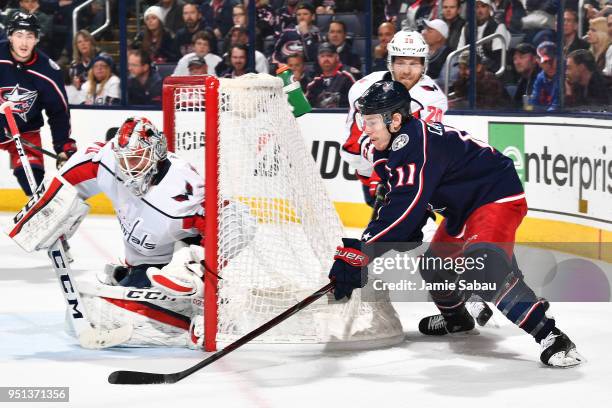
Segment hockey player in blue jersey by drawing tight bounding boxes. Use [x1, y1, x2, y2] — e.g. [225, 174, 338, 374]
[0, 12, 76, 195]
[328, 80, 584, 368]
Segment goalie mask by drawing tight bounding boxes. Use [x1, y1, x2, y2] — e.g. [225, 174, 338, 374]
[112, 117, 167, 196]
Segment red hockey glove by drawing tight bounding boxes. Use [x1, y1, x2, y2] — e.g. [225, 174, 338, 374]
[328, 238, 369, 300]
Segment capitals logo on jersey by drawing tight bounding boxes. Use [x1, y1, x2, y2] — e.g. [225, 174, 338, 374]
[0, 84, 37, 121]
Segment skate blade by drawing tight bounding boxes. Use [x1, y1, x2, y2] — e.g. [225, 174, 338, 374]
[448, 328, 480, 337]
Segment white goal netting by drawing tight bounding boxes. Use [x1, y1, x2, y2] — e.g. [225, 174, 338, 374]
[166, 74, 403, 349]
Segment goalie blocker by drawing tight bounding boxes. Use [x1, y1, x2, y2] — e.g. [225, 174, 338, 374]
[7, 176, 89, 252]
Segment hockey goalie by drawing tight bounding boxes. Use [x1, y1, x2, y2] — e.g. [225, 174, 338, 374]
[8, 116, 255, 348]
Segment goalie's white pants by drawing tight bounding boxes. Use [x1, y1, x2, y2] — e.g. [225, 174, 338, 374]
[64, 277, 198, 347]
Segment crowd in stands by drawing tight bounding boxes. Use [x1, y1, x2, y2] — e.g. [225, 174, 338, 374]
[0, 0, 610, 111]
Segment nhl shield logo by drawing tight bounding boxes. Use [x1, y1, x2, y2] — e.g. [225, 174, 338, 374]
[392, 134, 409, 151]
[0, 84, 37, 121]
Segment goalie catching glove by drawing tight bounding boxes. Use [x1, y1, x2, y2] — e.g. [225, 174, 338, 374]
[146, 245, 204, 297]
[328, 238, 369, 300]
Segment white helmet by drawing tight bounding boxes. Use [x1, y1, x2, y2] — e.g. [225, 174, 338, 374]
[112, 117, 167, 196]
[386, 30, 429, 79]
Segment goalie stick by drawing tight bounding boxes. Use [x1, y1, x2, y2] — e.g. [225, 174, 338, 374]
[108, 282, 335, 384]
[1, 102, 133, 349]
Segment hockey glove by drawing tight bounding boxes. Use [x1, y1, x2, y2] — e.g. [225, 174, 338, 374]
[56, 139, 77, 169]
[328, 238, 369, 300]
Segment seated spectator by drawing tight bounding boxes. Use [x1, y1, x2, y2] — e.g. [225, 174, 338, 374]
[587, 17, 612, 76]
[442, 0, 465, 51]
[216, 25, 270, 74]
[7, 0, 53, 52]
[256, 0, 277, 41]
[373, 21, 395, 71]
[64, 66, 83, 105]
[174, 30, 222, 76]
[187, 55, 208, 75]
[220, 44, 254, 78]
[401, 0, 439, 31]
[563, 9, 590, 55]
[127, 49, 162, 106]
[174, 2, 215, 57]
[450, 50, 512, 109]
[272, 2, 321, 64]
[199, 0, 235, 40]
[528, 41, 560, 111]
[512, 43, 540, 109]
[232, 3, 247, 27]
[457, 0, 511, 72]
[565, 49, 610, 110]
[422, 19, 452, 81]
[156, 0, 185, 36]
[81, 53, 120, 105]
[133, 6, 179, 64]
[68, 30, 100, 97]
[325, 20, 361, 76]
[491, 0, 526, 34]
[276, 0, 300, 35]
[286, 53, 312, 91]
[305, 42, 356, 108]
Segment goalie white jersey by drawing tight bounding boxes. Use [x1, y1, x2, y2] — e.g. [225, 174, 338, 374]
[58, 141, 204, 266]
[341, 71, 447, 177]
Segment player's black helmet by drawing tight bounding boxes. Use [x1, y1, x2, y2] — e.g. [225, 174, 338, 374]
[356, 80, 412, 126]
[7, 12, 41, 37]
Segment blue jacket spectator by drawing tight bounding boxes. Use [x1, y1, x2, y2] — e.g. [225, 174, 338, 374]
[528, 41, 560, 110]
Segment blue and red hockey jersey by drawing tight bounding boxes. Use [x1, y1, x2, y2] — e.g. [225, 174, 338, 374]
[0, 40, 71, 153]
[363, 118, 525, 244]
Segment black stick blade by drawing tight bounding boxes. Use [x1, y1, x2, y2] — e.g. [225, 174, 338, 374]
[108, 370, 169, 385]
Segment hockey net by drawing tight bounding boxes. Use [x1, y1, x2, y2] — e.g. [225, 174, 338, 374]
[162, 74, 403, 351]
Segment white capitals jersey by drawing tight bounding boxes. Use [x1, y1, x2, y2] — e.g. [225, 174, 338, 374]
[341, 70, 448, 177]
[58, 142, 204, 266]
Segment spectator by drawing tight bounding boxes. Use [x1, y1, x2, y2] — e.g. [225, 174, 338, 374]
[127, 49, 162, 106]
[608, 13, 612, 38]
[157, 0, 185, 36]
[69, 30, 100, 94]
[305, 42, 356, 108]
[450, 50, 512, 109]
[81, 53, 120, 105]
[277, 0, 300, 35]
[200, 0, 235, 39]
[457, 0, 511, 72]
[373, 21, 395, 71]
[174, 2, 214, 57]
[232, 3, 247, 27]
[256, 0, 277, 41]
[286, 53, 312, 91]
[220, 44, 253, 78]
[587, 17, 612, 75]
[133, 6, 179, 63]
[400, 0, 439, 32]
[7, 0, 53, 52]
[174, 30, 222, 76]
[442, 0, 466, 51]
[272, 2, 321, 64]
[217, 25, 269, 73]
[565, 48, 610, 109]
[325, 20, 361, 76]
[187, 55, 208, 75]
[512, 43, 540, 109]
[491, 0, 526, 34]
[422, 19, 452, 81]
[528, 41, 560, 111]
[563, 9, 590, 55]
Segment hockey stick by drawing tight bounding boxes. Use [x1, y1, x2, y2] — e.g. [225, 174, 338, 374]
[108, 282, 335, 384]
[1, 102, 133, 349]
[21, 138, 59, 159]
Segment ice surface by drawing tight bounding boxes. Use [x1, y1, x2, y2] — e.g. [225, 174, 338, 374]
[0, 213, 609, 407]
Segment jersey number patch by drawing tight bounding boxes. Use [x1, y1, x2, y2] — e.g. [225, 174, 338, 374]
[394, 164, 416, 187]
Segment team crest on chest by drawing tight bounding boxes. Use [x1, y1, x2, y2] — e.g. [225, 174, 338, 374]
[0, 84, 37, 121]
[392, 134, 409, 151]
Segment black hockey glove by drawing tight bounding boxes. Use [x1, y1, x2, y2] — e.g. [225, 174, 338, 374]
[56, 139, 77, 169]
[328, 238, 369, 300]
